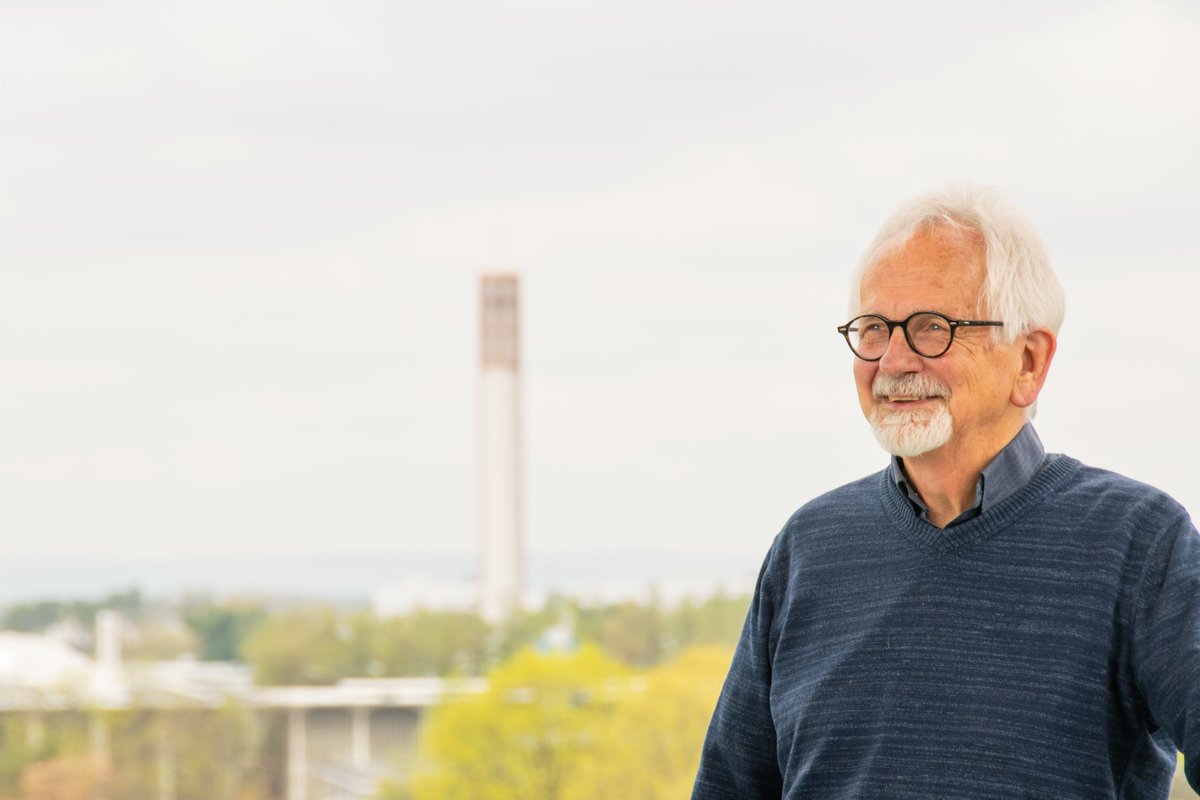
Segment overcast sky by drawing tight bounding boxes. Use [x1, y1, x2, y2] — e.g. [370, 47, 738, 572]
[0, 0, 1197, 592]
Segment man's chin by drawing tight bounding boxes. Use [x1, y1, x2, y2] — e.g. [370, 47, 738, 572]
[869, 406, 954, 458]
[873, 432, 946, 459]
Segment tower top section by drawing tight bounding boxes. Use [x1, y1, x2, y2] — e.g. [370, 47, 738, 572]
[480, 274, 520, 369]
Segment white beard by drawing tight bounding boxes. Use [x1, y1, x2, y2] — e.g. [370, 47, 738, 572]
[868, 374, 954, 458]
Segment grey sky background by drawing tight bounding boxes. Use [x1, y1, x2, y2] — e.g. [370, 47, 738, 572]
[0, 1, 1197, 592]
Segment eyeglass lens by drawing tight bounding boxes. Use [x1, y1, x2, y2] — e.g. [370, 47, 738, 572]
[847, 313, 952, 359]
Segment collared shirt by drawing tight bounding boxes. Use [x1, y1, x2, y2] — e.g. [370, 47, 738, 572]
[889, 423, 1047, 527]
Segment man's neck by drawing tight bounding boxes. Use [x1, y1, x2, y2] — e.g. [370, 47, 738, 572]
[901, 419, 1026, 528]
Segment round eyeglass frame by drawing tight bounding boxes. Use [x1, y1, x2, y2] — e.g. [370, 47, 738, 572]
[836, 311, 1004, 361]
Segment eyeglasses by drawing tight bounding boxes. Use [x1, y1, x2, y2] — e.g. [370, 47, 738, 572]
[837, 312, 1004, 361]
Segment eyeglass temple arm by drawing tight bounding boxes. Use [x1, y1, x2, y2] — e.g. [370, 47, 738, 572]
[951, 320, 1004, 328]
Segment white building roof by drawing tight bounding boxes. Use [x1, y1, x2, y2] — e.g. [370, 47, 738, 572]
[0, 631, 92, 690]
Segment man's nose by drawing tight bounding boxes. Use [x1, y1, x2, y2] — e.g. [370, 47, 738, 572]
[877, 325, 923, 374]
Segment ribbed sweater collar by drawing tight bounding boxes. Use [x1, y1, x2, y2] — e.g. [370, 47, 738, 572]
[878, 454, 1083, 554]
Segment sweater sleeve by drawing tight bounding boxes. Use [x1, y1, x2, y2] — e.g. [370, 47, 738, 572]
[692, 542, 784, 799]
[1134, 513, 1200, 790]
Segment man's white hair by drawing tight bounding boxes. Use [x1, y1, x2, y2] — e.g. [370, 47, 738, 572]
[849, 186, 1066, 342]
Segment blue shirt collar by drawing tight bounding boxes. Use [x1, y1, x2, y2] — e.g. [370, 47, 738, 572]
[889, 423, 1047, 527]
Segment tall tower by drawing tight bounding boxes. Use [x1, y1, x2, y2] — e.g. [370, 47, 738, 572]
[478, 274, 523, 623]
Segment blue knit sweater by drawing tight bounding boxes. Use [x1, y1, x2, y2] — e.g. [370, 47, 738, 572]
[693, 455, 1200, 799]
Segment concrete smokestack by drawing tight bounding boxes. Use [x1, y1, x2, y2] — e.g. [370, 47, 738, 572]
[90, 609, 128, 707]
[478, 274, 524, 623]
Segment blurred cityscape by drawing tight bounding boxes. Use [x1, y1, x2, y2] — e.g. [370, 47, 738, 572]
[1, 583, 1195, 800]
[0, 585, 750, 799]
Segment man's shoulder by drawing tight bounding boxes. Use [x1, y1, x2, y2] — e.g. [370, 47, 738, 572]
[775, 470, 888, 541]
[1053, 456, 1191, 530]
[756, 471, 890, 584]
[793, 470, 884, 514]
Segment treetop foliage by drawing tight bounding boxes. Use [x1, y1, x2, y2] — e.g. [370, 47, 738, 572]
[1, 589, 750, 685]
[401, 644, 733, 800]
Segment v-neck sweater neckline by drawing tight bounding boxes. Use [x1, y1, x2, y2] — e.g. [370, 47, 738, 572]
[879, 453, 1083, 555]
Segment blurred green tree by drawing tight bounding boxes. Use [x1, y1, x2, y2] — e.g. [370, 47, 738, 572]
[662, 593, 749, 656]
[105, 705, 267, 800]
[408, 645, 629, 800]
[1, 588, 146, 633]
[181, 601, 267, 662]
[368, 610, 489, 677]
[0, 716, 54, 798]
[241, 607, 357, 685]
[563, 646, 731, 800]
[242, 607, 493, 684]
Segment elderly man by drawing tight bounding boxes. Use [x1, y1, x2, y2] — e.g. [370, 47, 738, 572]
[692, 187, 1199, 799]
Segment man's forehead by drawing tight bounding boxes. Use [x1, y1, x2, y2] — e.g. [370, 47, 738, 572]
[858, 226, 986, 313]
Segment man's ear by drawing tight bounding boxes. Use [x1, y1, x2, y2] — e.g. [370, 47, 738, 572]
[1011, 328, 1056, 409]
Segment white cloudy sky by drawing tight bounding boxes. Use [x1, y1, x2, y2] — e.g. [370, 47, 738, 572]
[0, 0, 1197, 588]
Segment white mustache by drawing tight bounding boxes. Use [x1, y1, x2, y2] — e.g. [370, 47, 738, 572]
[872, 373, 950, 400]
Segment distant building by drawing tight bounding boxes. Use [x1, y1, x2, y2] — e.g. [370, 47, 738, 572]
[371, 575, 476, 617]
[89, 609, 128, 706]
[477, 274, 524, 623]
[0, 631, 91, 694]
[0, 612, 476, 800]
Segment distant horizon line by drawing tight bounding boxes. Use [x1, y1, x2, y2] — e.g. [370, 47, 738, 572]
[0, 548, 764, 606]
